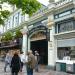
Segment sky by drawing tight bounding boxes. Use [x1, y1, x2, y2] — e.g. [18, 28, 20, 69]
[38, 0, 49, 6]
[38, 0, 59, 6]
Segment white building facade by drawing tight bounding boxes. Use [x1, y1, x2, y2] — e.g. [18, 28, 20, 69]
[0, 9, 27, 34]
[22, 0, 75, 68]
[1, 0, 75, 69]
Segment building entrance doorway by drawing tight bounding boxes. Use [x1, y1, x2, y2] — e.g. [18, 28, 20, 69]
[30, 39, 48, 65]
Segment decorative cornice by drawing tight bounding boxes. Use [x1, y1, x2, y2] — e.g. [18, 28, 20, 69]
[27, 1, 74, 25]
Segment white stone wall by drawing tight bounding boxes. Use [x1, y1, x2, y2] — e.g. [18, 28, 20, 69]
[48, 14, 57, 66]
[48, 26, 55, 66]
[1, 9, 26, 33]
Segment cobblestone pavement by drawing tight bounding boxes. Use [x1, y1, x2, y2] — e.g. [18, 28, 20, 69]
[0, 61, 74, 75]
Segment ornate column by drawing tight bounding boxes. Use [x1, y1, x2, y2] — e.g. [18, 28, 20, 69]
[20, 26, 28, 55]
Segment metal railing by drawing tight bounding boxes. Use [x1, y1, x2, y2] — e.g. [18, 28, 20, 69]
[0, 38, 22, 48]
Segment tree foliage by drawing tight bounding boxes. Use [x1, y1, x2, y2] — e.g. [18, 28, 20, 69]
[1, 32, 13, 41]
[0, 0, 41, 16]
[0, 10, 10, 24]
[14, 29, 23, 39]
[0, 0, 41, 25]
[4, 32, 13, 41]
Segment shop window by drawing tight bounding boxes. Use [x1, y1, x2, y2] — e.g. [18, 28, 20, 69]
[57, 47, 70, 60]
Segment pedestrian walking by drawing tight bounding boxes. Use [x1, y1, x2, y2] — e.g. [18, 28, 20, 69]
[10, 52, 21, 75]
[26, 50, 36, 75]
[4, 51, 12, 72]
[19, 51, 25, 72]
[34, 51, 39, 72]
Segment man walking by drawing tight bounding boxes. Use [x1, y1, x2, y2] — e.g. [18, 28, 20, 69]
[34, 51, 39, 72]
[4, 51, 12, 72]
[20, 51, 25, 72]
[26, 50, 36, 75]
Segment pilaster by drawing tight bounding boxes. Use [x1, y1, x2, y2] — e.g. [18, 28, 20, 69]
[20, 26, 28, 55]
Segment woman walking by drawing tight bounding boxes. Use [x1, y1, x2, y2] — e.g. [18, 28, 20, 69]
[10, 52, 21, 75]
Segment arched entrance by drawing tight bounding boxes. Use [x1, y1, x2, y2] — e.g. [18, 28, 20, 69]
[30, 31, 48, 65]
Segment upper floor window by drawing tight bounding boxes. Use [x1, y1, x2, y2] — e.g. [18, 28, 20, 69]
[15, 17, 18, 25]
[55, 19, 75, 33]
[54, 9, 72, 19]
[59, 11, 70, 17]
[21, 15, 25, 22]
[58, 21, 74, 33]
[6, 20, 10, 30]
[14, 14, 19, 27]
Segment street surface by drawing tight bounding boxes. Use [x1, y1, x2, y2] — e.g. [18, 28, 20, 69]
[0, 61, 74, 75]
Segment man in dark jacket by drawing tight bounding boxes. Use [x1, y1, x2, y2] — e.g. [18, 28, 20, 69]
[10, 52, 21, 75]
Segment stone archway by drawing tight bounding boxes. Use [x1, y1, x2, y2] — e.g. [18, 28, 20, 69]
[30, 31, 48, 65]
[30, 31, 46, 41]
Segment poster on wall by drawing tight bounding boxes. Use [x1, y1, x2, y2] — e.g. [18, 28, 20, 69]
[48, 41, 53, 50]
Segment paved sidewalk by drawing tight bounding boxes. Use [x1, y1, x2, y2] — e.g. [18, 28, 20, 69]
[0, 61, 74, 75]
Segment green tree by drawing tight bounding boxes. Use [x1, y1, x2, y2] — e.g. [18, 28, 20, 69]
[0, 0, 41, 24]
[3, 32, 13, 41]
[14, 29, 23, 39]
[0, 10, 10, 25]
[1, 36, 6, 42]
[1, 0, 41, 15]
[0, 4, 10, 25]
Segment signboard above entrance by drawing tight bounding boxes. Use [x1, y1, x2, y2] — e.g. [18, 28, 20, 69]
[28, 25, 47, 36]
[28, 25, 50, 41]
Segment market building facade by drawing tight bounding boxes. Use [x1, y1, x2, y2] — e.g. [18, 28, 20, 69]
[0, 0, 75, 69]
[21, 0, 75, 68]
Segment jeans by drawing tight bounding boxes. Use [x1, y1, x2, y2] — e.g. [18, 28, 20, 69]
[35, 63, 39, 72]
[26, 66, 33, 75]
[20, 62, 24, 72]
